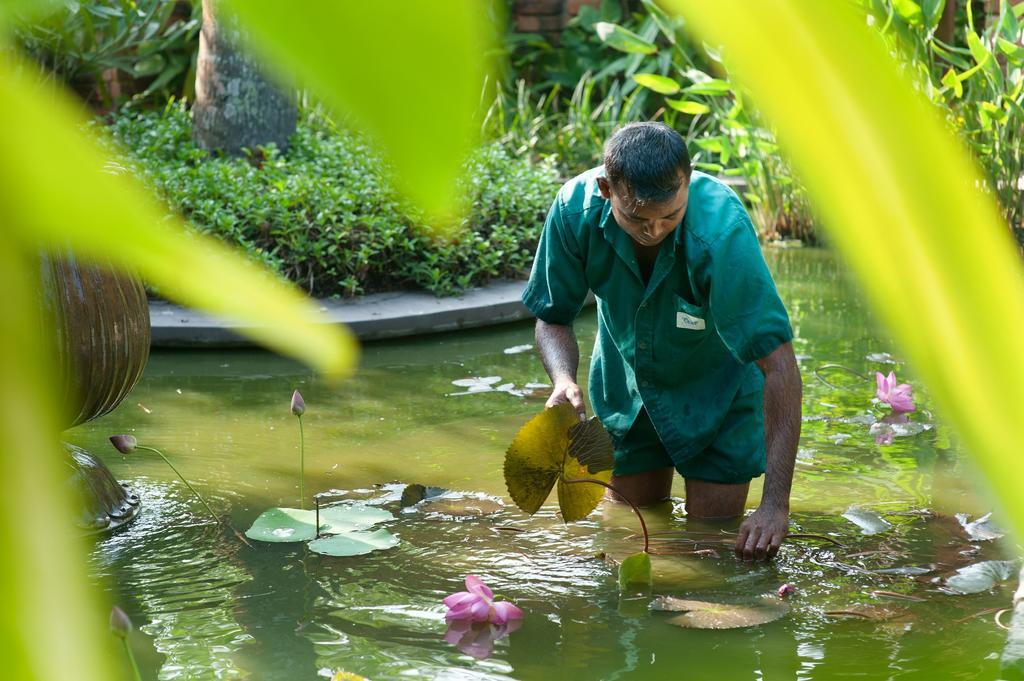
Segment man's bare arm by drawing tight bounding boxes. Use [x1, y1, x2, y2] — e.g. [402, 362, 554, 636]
[735, 341, 802, 560]
[535, 319, 587, 421]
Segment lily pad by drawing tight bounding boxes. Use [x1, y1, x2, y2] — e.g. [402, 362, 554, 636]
[308, 528, 399, 557]
[618, 551, 652, 592]
[245, 504, 393, 543]
[842, 507, 892, 535]
[955, 512, 1004, 542]
[245, 507, 319, 543]
[945, 560, 1016, 594]
[651, 596, 789, 629]
[504, 404, 613, 522]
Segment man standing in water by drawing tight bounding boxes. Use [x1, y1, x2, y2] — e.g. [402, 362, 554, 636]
[522, 122, 801, 560]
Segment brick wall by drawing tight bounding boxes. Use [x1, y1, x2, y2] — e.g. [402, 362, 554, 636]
[513, 0, 602, 43]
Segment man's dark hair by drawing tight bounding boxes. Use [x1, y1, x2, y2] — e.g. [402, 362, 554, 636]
[603, 122, 691, 204]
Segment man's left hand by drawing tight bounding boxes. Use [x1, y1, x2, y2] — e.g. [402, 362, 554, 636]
[734, 504, 789, 560]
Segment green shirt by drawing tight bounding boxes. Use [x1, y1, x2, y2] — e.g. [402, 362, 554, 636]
[522, 167, 793, 462]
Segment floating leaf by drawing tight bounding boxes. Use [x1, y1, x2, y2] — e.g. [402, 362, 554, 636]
[955, 512, 1004, 542]
[308, 528, 399, 556]
[504, 404, 612, 522]
[842, 507, 892, 535]
[945, 560, 1016, 594]
[245, 507, 320, 543]
[567, 417, 615, 474]
[618, 552, 652, 592]
[652, 596, 789, 629]
[245, 504, 392, 543]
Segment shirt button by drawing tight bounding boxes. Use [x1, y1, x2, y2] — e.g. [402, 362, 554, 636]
[638, 341, 648, 350]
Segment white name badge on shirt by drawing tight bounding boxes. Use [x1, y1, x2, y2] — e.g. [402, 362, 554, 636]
[676, 311, 706, 331]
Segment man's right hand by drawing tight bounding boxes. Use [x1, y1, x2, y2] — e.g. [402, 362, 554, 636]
[546, 380, 587, 422]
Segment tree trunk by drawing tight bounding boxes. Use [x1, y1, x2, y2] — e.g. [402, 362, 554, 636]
[192, 0, 297, 155]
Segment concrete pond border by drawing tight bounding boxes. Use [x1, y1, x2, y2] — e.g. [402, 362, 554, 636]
[150, 279, 595, 347]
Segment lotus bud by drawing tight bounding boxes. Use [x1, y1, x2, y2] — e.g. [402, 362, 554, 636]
[109, 605, 133, 638]
[109, 434, 137, 454]
[291, 390, 306, 416]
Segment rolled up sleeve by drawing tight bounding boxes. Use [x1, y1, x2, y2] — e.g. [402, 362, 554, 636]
[522, 196, 589, 325]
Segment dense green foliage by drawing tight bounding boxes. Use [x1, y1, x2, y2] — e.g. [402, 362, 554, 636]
[500, 0, 1023, 245]
[14, 0, 199, 111]
[108, 104, 559, 297]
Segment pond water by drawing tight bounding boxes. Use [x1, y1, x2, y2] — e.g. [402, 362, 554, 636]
[73, 247, 1018, 681]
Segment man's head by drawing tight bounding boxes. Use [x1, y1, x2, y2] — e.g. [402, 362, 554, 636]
[597, 122, 692, 247]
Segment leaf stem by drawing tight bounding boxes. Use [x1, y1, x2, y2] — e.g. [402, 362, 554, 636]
[122, 636, 142, 681]
[560, 476, 649, 553]
[298, 415, 305, 510]
[814, 363, 870, 391]
[136, 444, 251, 547]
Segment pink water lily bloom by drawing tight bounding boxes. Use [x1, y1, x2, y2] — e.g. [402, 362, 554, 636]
[875, 371, 916, 413]
[443, 575, 523, 625]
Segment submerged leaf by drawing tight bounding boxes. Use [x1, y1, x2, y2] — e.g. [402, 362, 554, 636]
[945, 560, 1016, 594]
[308, 528, 399, 556]
[652, 596, 789, 629]
[504, 404, 612, 522]
[417, 493, 504, 518]
[824, 604, 910, 621]
[618, 552, 652, 592]
[842, 507, 892, 535]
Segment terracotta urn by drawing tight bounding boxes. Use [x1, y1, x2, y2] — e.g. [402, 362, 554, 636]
[41, 252, 150, 532]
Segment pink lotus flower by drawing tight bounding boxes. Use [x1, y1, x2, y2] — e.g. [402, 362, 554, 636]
[443, 575, 523, 625]
[875, 371, 916, 413]
[776, 583, 796, 598]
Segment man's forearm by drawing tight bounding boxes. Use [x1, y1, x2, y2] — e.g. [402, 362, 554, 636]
[535, 320, 580, 384]
[759, 344, 802, 510]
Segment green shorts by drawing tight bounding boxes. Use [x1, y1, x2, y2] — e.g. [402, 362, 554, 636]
[612, 406, 766, 485]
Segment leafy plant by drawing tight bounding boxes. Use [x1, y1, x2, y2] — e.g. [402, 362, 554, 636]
[107, 103, 560, 297]
[503, 404, 652, 590]
[14, 0, 200, 110]
[863, 0, 1024, 244]
[597, 0, 816, 241]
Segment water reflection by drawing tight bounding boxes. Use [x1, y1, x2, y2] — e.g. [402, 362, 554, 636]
[77, 248, 1015, 680]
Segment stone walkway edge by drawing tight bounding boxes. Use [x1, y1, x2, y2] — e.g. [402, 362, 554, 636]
[150, 279, 595, 347]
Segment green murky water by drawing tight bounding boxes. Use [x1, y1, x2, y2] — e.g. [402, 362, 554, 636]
[74, 248, 1018, 680]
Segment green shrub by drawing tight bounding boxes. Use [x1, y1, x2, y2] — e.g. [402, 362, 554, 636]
[106, 103, 560, 297]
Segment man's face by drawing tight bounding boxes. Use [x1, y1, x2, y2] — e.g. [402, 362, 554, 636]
[597, 174, 690, 247]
